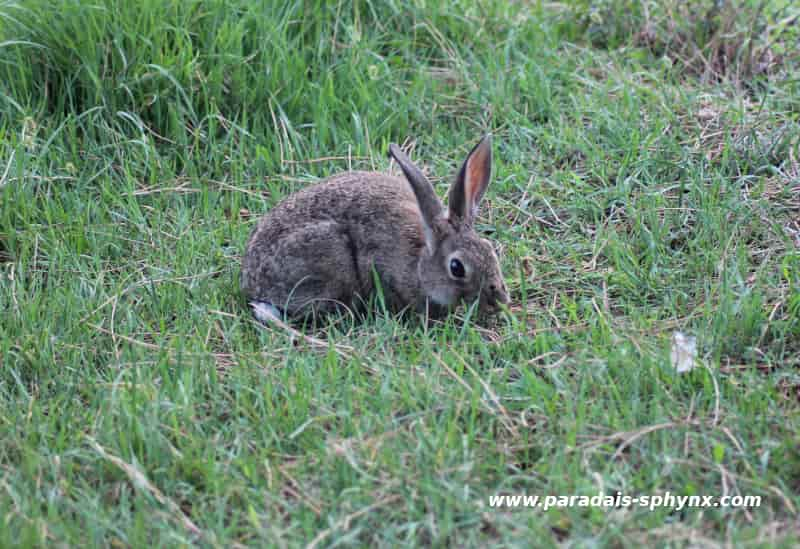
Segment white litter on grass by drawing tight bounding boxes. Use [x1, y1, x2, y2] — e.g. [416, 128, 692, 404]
[670, 331, 698, 373]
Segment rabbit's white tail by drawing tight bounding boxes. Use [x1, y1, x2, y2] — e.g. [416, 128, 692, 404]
[250, 301, 282, 324]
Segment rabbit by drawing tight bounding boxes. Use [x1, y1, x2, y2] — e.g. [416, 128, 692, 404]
[240, 135, 510, 322]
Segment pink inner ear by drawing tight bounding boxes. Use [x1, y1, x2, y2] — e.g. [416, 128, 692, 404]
[465, 145, 490, 205]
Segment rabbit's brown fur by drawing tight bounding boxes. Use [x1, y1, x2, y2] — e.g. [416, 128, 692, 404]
[241, 136, 509, 320]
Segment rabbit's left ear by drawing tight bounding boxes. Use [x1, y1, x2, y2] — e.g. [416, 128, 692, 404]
[448, 135, 492, 226]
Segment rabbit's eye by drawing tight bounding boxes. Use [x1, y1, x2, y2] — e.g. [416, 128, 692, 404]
[449, 258, 466, 278]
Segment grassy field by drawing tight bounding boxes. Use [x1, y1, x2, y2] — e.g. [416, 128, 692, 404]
[1, 0, 799, 546]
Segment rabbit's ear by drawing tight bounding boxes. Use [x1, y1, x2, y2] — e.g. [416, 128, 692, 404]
[389, 143, 444, 250]
[448, 135, 492, 225]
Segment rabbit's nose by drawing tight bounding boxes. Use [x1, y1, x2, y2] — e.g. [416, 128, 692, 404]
[496, 288, 510, 306]
[498, 290, 510, 305]
[488, 283, 510, 306]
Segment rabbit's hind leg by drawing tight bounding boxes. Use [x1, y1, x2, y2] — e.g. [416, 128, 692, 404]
[275, 222, 362, 317]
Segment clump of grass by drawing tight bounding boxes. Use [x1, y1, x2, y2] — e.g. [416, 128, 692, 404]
[566, 0, 799, 87]
[0, 236, 10, 263]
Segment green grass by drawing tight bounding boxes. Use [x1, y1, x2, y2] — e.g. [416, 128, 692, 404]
[1, 0, 799, 546]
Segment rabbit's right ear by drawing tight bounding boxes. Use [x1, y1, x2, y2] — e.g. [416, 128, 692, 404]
[448, 135, 492, 226]
[389, 144, 444, 250]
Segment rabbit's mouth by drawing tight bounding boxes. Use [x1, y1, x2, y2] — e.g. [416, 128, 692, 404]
[479, 283, 511, 313]
[421, 300, 450, 319]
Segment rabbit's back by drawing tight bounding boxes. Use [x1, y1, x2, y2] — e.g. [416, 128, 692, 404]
[241, 171, 427, 315]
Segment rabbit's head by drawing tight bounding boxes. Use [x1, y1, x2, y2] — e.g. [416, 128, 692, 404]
[389, 136, 510, 315]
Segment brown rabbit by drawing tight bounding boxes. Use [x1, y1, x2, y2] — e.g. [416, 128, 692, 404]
[240, 135, 509, 322]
